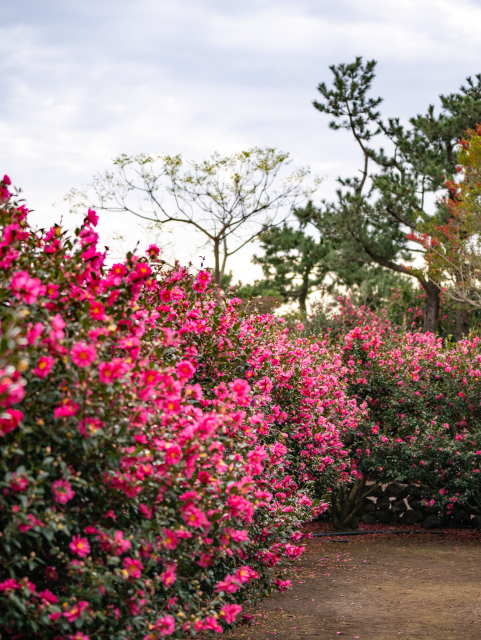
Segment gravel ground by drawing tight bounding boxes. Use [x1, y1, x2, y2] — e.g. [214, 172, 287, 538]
[228, 525, 481, 640]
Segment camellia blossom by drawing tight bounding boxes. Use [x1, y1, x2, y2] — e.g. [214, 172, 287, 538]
[69, 535, 91, 558]
[63, 601, 89, 623]
[77, 417, 104, 437]
[10, 270, 46, 304]
[123, 557, 143, 579]
[160, 565, 177, 587]
[0, 408, 23, 436]
[220, 603, 242, 624]
[32, 356, 54, 378]
[52, 479, 75, 504]
[71, 342, 97, 367]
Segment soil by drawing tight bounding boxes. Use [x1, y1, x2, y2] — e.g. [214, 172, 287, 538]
[229, 525, 481, 640]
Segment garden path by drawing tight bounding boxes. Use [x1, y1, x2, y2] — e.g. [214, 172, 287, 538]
[232, 526, 481, 640]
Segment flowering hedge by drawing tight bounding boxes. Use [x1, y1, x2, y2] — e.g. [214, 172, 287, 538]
[341, 325, 481, 520]
[0, 178, 365, 639]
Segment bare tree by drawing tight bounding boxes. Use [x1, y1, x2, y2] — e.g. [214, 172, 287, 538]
[66, 148, 318, 284]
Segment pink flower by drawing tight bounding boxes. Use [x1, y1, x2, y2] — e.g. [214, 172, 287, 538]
[0, 408, 23, 436]
[52, 479, 75, 504]
[161, 529, 178, 550]
[38, 588, 58, 604]
[0, 578, 18, 592]
[204, 616, 223, 633]
[26, 322, 44, 344]
[45, 566, 58, 581]
[87, 208, 99, 226]
[77, 418, 104, 437]
[68, 632, 91, 640]
[9, 473, 28, 491]
[150, 615, 176, 637]
[161, 565, 177, 587]
[229, 378, 251, 403]
[54, 399, 79, 418]
[123, 557, 143, 579]
[10, 270, 46, 304]
[164, 443, 182, 466]
[182, 504, 209, 529]
[176, 360, 196, 381]
[18, 513, 37, 532]
[215, 574, 241, 594]
[276, 578, 292, 592]
[33, 356, 54, 378]
[89, 301, 107, 321]
[220, 604, 242, 624]
[71, 342, 97, 367]
[63, 601, 89, 623]
[147, 244, 160, 258]
[69, 535, 90, 558]
[50, 313, 66, 340]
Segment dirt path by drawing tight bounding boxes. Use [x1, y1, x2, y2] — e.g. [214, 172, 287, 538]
[232, 527, 481, 640]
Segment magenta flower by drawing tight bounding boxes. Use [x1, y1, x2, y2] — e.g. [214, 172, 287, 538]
[52, 479, 75, 504]
[33, 356, 54, 379]
[0, 408, 23, 436]
[220, 604, 242, 624]
[10, 270, 46, 304]
[152, 615, 176, 637]
[38, 589, 58, 604]
[71, 342, 97, 367]
[69, 535, 90, 558]
[160, 565, 177, 587]
[123, 557, 143, 579]
[181, 504, 209, 529]
[77, 418, 104, 437]
[87, 208, 99, 226]
[54, 399, 79, 418]
[176, 360, 196, 381]
[50, 313, 66, 340]
[0, 578, 18, 592]
[63, 601, 89, 623]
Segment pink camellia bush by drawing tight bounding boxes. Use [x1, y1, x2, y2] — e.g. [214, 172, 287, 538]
[340, 324, 481, 524]
[0, 178, 364, 639]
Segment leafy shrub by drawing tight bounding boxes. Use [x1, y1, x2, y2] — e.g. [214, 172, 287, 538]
[0, 178, 361, 639]
[342, 325, 481, 517]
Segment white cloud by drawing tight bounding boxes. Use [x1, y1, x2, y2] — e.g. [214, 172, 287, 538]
[2, 0, 481, 282]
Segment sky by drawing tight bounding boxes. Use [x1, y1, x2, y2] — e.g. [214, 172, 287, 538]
[2, 0, 481, 281]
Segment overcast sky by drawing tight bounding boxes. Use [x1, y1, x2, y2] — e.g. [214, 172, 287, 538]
[3, 0, 481, 281]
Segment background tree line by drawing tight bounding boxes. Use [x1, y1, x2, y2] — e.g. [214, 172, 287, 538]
[70, 58, 481, 340]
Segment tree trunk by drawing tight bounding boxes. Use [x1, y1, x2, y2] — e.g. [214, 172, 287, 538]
[420, 280, 440, 334]
[213, 239, 221, 285]
[298, 271, 309, 313]
[329, 479, 382, 529]
[455, 308, 470, 341]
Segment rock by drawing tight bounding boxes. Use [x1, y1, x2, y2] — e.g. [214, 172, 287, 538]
[392, 499, 407, 513]
[361, 513, 377, 525]
[407, 497, 424, 510]
[350, 517, 360, 530]
[472, 516, 481, 530]
[453, 510, 470, 527]
[400, 509, 423, 525]
[423, 515, 443, 529]
[376, 509, 393, 524]
[385, 483, 408, 499]
[367, 484, 384, 498]
[406, 484, 423, 497]
[425, 505, 439, 515]
[365, 501, 376, 513]
[376, 496, 391, 510]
